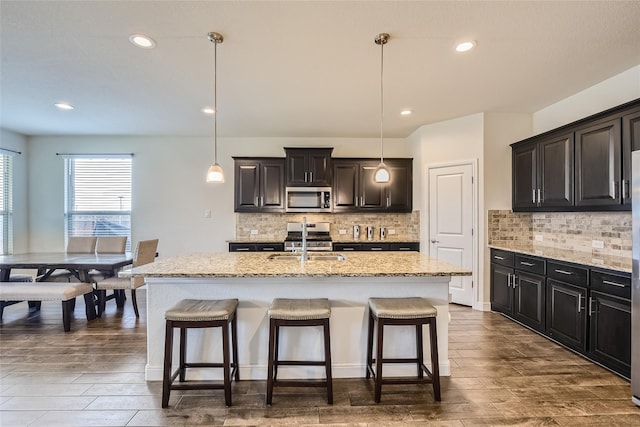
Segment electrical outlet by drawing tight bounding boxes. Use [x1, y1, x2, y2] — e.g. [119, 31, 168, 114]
[339, 229, 347, 235]
[534, 234, 543, 241]
[388, 229, 396, 235]
[250, 229, 259, 235]
[592, 240, 604, 249]
[204, 209, 212, 218]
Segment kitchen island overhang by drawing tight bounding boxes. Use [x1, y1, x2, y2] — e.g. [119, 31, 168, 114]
[128, 252, 470, 381]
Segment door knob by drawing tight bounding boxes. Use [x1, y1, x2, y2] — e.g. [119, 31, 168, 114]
[431, 239, 439, 244]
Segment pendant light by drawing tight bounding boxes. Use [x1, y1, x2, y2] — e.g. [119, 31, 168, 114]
[206, 32, 225, 183]
[374, 33, 391, 184]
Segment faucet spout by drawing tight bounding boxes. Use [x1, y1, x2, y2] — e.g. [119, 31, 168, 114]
[301, 216, 308, 263]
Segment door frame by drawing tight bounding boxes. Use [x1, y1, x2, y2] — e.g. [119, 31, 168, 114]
[423, 159, 479, 309]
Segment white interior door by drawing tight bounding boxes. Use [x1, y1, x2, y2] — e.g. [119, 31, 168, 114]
[428, 163, 474, 306]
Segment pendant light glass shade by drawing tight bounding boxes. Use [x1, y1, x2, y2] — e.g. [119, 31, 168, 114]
[374, 33, 391, 184]
[206, 163, 225, 183]
[205, 32, 225, 184]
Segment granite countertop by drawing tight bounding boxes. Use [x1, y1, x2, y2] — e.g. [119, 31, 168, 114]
[127, 252, 470, 278]
[332, 237, 419, 243]
[489, 242, 631, 273]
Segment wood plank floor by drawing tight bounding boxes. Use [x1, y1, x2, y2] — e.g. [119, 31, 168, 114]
[1, 290, 639, 426]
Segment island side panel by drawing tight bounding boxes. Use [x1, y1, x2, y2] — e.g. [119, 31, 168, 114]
[144, 276, 450, 381]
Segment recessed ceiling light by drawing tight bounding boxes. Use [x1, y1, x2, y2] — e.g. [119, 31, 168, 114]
[129, 34, 156, 49]
[201, 107, 215, 115]
[400, 109, 412, 116]
[455, 40, 477, 53]
[54, 102, 74, 110]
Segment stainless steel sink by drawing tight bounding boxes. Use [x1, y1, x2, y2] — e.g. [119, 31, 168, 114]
[267, 253, 346, 261]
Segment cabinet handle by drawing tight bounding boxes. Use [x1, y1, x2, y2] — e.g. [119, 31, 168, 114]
[261, 248, 275, 251]
[520, 261, 535, 267]
[260, 196, 264, 206]
[342, 248, 355, 251]
[603, 280, 626, 288]
[387, 196, 390, 208]
[532, 189, 536, 204]
[555, 269, 573, 275]
[514, 275, 519, 288]
[371, 247, 383, 251]
[236, 248, 250, 251]
[254, 196, 259, 206]
[398, 247, 411, 251]
[507, 273, 512, 288]
[611, 181, 619, 199]
[360, 196, 364, 206]
[588, 297, 594, 315]
[623, 180, 630, 201]
[304, 172, 308, 182]
[577, 295, 583, 313]
[537, 188, 541, 204]
[310, 172, 313, 182]
[493, 255, 505, 260]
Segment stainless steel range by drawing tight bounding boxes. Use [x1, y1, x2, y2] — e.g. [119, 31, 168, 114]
[284, 221, 332, 252]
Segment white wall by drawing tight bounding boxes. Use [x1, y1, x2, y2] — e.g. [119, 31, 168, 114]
[1, 129, 29, 253]
[534, 65, 640, 134]
[26, 135, 410, 257]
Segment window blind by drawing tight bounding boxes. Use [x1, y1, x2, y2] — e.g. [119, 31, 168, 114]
[0, 154, 12, 254]
[64, 156, 132, 250]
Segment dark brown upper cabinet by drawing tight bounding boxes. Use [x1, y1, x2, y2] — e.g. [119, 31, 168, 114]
[512, 98, 640, 212]
[285, 148, 332, 187]
[234, 158, 285, 213]
[332, 158, 412, 213]
[575, 117, 621, 208]
[512, 132, 574, 211]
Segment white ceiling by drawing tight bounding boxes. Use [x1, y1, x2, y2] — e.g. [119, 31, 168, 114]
[1, 1, 640, 139]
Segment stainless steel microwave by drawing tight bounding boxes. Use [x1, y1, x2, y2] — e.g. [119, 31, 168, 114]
[285, 187, 332, 213]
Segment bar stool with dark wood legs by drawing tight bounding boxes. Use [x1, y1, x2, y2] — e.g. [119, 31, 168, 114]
[162, 299, 239, 408]
[266, 298, 333, 405]
[366, 297, 441, 403]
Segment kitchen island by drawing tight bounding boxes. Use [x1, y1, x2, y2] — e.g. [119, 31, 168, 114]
[128, 252, 470, 381]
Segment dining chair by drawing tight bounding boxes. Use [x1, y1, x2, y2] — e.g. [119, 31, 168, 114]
[94, 239, 159, 318]
[95, 236, 127, 254]
[40, 236, 98, 282]
[90, 236, 128, 280]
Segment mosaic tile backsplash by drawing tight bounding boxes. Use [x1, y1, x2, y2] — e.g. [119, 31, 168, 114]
[488, 210, 631, 258]
[236, 211, 420, 242]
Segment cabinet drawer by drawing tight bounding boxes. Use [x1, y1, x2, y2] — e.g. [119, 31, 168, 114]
[591, 270, 631, 299]
[333, 243, 361, 251]
[547, 261, 588, 286]
[515, 255, 545, 275]
[361, 243, 390, 251]
[256, 243, 284, 252]
[229, 243, 256, 252]
[491, 249, 514, 267]
[388, 242, 419, 251]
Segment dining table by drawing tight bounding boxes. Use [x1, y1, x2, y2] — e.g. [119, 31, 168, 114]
[0, 252, 134, 319]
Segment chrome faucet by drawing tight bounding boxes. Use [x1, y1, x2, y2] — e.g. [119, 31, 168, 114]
[301, 216, 308, 262]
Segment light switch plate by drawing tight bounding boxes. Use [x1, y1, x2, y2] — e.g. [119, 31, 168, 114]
[339, 229, 347, 235]
[592, 240, 604, 249]
[204, 209, 212, 218]
[388, 229, 396, 235]
[250, 230, 259, 235]
[534, 234, 543, 241]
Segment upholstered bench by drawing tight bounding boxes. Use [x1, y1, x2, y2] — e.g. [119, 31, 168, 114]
[0, 282, 95, 332]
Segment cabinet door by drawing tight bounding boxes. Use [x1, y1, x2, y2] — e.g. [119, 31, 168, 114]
[308, 150, 332, 186]
[234, 161, 260, 211]
[539, 133, 573, 208]
[360, 163, 386, 209]
[512, 142, 538, 210]
[386, 159, 412, 212]
[260, 160, 285, 211]
[513, 271, 545, 332]
[332, 160, 359, 212]
[588, 291, 631, 378]
[491, 264, 514, 314]
[575, 118, 622, 207]
[622, 108, 640, 207]
[546, 279, 587, 353]
[286, 152, 309, 186]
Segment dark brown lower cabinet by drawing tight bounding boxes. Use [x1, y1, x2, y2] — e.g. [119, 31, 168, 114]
[490, 248, 631, 378]
[546, 278, 587, 353]
[588, 291, 631, 378]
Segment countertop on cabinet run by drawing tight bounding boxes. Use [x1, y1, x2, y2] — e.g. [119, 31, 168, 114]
[332, 237, 419, 243]
[489, 242, 631, 273]
[128, 251, 470, 279]
[227, 239, 285, 243]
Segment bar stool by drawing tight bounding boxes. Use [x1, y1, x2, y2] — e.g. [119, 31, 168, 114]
[366, 297, 441, 403]
[162, 299, 239, 408]
[266, 298, 333, 405]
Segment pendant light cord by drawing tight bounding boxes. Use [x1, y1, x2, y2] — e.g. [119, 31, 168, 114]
[379, 37, 384, 164]
[213, 37, 218, 164]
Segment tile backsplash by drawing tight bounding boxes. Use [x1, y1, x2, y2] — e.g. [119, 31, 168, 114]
[236, 211, 420, 241]
[488, 210, 631, 257]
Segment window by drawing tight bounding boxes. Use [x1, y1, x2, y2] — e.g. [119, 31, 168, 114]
[64, 156, 132, 250]
[0, 154, 12, 255]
